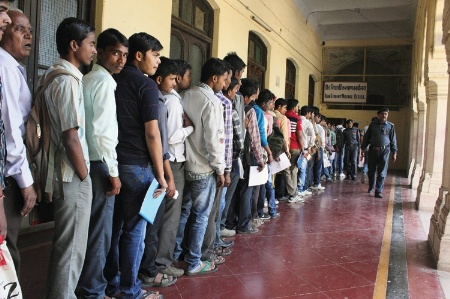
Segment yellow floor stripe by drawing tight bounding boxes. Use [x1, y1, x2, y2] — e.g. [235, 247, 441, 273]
[373, 177, 396, 299]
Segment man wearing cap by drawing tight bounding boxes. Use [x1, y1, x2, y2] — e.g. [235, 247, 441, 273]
[361, 108, 397, 198]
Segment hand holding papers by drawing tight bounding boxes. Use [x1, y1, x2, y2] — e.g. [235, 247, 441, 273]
[249, 164, 269, 186]
[139, 179, 167, 224]
[270, 153, 291, 174]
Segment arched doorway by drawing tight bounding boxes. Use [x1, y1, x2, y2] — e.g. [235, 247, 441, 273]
[285, 59, 296, 99]
[247, 32, 267, 89]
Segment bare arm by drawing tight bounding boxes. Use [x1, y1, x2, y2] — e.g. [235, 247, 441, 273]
[163, 159, 176, 198]
[144, 120, 168, 190]
[62, 128, 88, 180]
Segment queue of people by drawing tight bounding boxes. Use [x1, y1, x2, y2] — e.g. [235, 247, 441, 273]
[0, 4, 398, 298]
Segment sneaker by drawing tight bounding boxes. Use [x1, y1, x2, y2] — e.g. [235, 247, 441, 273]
[302, 190, 312, 195]
[270, 212, 281, 219]
[375, 192, 383, 198]
[361, 174, 366, 184]
[160, 265, 184, 277]
[251, 218, 263, 227]
[275, 199, 279, 205]
[264, 201, 268, 208]
[368, 189, 374, 193]
[288, 196, 298, 203]
[259, 213, 271, 220]
[221, 228, 236, 237]
[297, 191, 305, 197]
[311, 184, 325, 191]
[237, 226, 258, 234]
[339, 173, 346, 180]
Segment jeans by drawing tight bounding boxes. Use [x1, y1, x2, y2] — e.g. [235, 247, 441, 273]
[220, 160, 240, 230]
[104, 164, 153, 299]
[215, 187, 227, 247]
[283, 149, 300, 196]
[257, 166, 276, 216]
[362, 150, 369, 174]
[200, 185, 222, 261]
[176, 174, 216, 271]
[368, 147, 390, 193]
[335, 147, 345, 174]
[78, 162, 115, 299]
[237, 169, 255, 232]
[46, 175, 92, 299]
[313, 148, 324, 185]
[297, 155, 307, 192]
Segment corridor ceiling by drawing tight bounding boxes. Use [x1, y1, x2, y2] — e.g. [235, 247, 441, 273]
[293, 0, 417, 41]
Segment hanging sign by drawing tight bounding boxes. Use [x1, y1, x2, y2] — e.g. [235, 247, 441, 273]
[323, 82, 367, 103]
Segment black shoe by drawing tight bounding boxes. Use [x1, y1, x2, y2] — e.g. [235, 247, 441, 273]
[375, 192, 383, 198]
[259, 213, 271, 220]
[352, 176, 356, 181]
[237, 227, 258, 234]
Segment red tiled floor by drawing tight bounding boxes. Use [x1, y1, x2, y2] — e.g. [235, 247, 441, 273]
[16, 174, 448, 298]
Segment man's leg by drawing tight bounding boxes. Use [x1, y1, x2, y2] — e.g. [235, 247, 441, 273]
[173, 181, 193, 261]
[78, 162, 115, 298]
[237, 170, 254, 232]
[367, 148, 378, 191]
[221, 162, 239, 230]
[3, 178, 23, 274]
[201, 184, 223, 262]
[375, 149, 391, 194]
[155, 161, 185, 275]
[46, 175, 92, 299]
[184, 175, 216, 272]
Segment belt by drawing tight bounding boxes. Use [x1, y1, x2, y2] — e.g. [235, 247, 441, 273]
[371, 145, 389, 150]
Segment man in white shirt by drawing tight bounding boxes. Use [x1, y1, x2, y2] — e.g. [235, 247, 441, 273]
[77, 28, 128, 299]
[0, 8, 37, 274]
[311, 108, 326, 191]
[298, 106, 315, 196]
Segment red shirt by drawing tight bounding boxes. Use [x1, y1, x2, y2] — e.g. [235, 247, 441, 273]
[285, 110, 302, 150]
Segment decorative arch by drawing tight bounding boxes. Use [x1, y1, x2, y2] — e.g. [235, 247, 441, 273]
[247, 31, 268, 89]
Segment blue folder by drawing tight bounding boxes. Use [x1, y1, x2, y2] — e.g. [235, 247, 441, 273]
[139, 179, 166, 224]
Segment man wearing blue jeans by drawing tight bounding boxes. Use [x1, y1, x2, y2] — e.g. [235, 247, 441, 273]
[175, 58, 227, 275]
[104, 33, 166, 299]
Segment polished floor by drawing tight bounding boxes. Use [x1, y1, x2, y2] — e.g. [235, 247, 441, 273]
[18, 173, 447, 298]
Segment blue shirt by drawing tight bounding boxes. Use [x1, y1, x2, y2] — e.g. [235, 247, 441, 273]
[248, 101, 268, 147]
[362, 120, 397, 153]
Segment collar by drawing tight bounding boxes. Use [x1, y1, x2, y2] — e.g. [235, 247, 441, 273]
[198, 82, 213, 93]
[54, 58, 84, 81]
[162, 89, 181, 100]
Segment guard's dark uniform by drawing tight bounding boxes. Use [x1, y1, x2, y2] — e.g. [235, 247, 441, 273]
[361, 119, 397, 195]
[343, 127, 360, 180]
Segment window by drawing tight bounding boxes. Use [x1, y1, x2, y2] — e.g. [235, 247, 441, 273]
[171, 0, 213, 86]
[322, 46, 411, 110]
[247, 32, 267, 89]
[285, 59, 296, 99]
[308, 75, 315, 107]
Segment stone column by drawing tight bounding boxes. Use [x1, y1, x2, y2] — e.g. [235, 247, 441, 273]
[428, 0, 450, 271]
[410, 87, 427, 192]
[416, 0, 448, 204]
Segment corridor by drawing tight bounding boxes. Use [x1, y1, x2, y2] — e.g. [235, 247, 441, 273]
[19, 173, 447, 299]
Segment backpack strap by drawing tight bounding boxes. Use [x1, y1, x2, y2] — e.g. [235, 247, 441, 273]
[39, 69, 79, 200]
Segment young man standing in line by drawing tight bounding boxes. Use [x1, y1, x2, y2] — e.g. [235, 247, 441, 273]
[0, 8, 37, 274]
[77, 28, 128, 299]
[104, 32, 166, 299]
[44, 18, 96, 299]
[176, 58, 227, 275]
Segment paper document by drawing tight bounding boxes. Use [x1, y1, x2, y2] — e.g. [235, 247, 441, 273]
[139, 179, 166, 224]
[270, 153, 291, 174]
[249, 165, 269, 186]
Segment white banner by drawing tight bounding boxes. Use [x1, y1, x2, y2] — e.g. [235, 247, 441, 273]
[323, 82, 367, 103]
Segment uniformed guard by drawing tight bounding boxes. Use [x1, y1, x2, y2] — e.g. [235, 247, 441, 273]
[361, 108, 397, 198]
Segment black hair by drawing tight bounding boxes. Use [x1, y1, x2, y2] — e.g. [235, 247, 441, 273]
[240, 78, 259, 98]
[275, 98, 287, 109]
[174, 59, 191, 77]
[286, 99, 299, 110]
[223, 52, 246, 77]
[256, 89, 274, 106]
[300, 105, 313, 116]
[56, 17, 95, 56]
[150, 56, 178, 81]
[312, 106, 320, 116]
[224, 76, 239, 93]
[371, 116, 378, 122]
[200, 58, 229, 83]
[97, 28, 128, 50]
[346, 119, 353, 124]
[128, 32, 163, 63]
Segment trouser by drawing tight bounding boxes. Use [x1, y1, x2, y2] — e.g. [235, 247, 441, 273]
[155, 161, 185, 270]
[104, 164, 153, 299]
[237, 168, 255, 232]
[283, 149, 301, 196]
[220, 159, 240, 230]
[77, 162, 115, 299]
[257, 166, 276, 216]
[251, 185, 261, 219]
[200, 185, 223, 261]
[368, 147, 390, 193]
[313, 148, 323, 185]
[274, 173, 286, 199]
[297, 155, 307, 192]
[46, 175, 92, 299]
[3, 178, 23, 276]
[215, 187, 227, 247]
[140, 197, 166, 277]
[345, 145, 359, 178]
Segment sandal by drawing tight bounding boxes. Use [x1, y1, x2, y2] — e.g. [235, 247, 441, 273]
[185, 261, 218, 276]
[139, 272, 177, 287]
[213, 254, 226, 265]
[214, 246, 232, 256]
[140, 290, 164, 299]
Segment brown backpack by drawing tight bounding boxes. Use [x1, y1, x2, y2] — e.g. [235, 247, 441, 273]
[26, 69, 77, 202]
